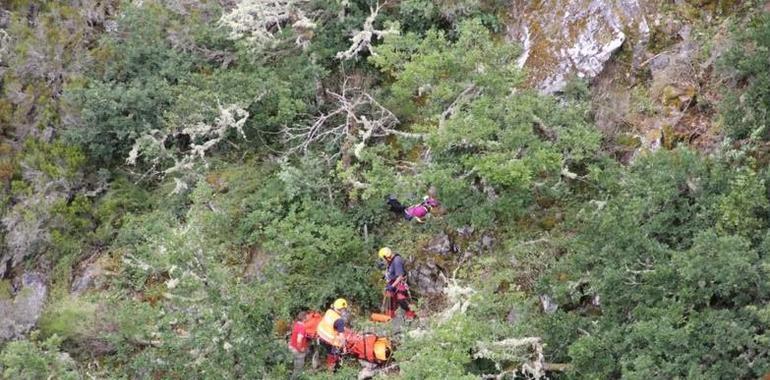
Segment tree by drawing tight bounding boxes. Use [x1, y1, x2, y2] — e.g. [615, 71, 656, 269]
[536, 148, 770, 379]
[370, 19, 600, 226]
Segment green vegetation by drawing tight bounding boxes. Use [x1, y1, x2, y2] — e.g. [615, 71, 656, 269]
[2, 0, 770, 379]
[720, 13, 770, 142]
[0, 334, 79, 380]
[533, 149, 770, 378]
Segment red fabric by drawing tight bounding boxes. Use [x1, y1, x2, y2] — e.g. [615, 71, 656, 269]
[395, 282, 409, 300]
[326, 354, 339, 369]
[289, 321, 309, 352]
[303, 311, 322, 338]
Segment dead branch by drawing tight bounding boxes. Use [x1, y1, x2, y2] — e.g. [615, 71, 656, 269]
[282, 79, 422, 158]
[475, 337, 547, 379]
[517, 237, 550, 246]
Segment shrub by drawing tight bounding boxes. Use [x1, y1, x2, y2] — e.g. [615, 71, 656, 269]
[535, 148, 770, 378]
[719, 14, 770, 141]
[0, 334, 80, 380]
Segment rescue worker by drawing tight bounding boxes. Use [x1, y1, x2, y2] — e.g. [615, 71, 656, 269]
[386, 195, 440, 223]
[288, 311, 311, 379]
[317, 298, 349, 371]
[378, 247, 415, 333]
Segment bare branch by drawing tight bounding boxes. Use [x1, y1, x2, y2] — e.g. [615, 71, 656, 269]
[475, 337, 547, 380]
[282, 80, 422, 158]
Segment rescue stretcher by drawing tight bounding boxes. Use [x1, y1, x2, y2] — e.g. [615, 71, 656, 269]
[302, 311, 392, 364]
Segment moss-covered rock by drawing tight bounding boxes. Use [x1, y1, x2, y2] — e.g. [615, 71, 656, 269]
[0, 272, 47, 342]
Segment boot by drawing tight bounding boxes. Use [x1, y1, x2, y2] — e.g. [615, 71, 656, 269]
[326, 354, 337, 371]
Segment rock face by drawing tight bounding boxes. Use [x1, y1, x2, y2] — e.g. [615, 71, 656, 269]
[0, 272, 48, 342]
[1, 164, 82, 278]
[508, 0, 649, 93]
[243, 247, 270, 283]
[1, 205, 48, 278]
[71, 255, 114, 294]
[412, 260, 446, 295]
[539, 294, 558, 314]
[424, 233, 455, 256]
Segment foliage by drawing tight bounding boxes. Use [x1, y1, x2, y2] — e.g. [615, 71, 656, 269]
[38, 296, 98, 341]
[720, 14, 770, 141]
[370, 19, 600, 229]
[535, 148, 770, 379]
[0, 0, 108, 140]
[0, 334, 80, 380]
[396, 274, 534, 379]
[2, 1, 769, 379]
[64, 2, 202, 166]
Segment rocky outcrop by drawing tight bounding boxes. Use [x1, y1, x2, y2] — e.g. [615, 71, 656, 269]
[412, 260, 446, 295]
[0, 272, 47, 342]
[1, 161, 83, 278]
[424, 233, 455, 256]
[506, 306, 523, 325]
[539, 294, 558, 314]
[508, 0, 650, 93]
[631, 17, 727, 156]
[1, 201, 49, 278]
[71, 254, 114, 294]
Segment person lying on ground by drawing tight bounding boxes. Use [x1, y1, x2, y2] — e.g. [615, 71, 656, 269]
[386, 195, 440, 223]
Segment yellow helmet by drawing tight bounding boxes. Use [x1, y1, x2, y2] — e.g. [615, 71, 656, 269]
[333, 298, 348, 310]
[378, 247, 393, 259]
[373, 338, 391, 362]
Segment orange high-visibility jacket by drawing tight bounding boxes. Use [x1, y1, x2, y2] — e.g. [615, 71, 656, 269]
[317, 309, 343, 347]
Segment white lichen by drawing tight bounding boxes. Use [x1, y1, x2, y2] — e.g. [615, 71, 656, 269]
[219, 0, 314, 51]
[126, 103, 251, 192]
[335, 3, 398, 60]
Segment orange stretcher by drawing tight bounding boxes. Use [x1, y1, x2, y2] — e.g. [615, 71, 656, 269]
[303, 312, 392, 363]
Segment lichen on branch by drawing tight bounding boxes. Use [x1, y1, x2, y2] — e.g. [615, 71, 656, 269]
[219, 0, 316, 51]
[335, 2, 399, 60]
[126, 103, 250, 190]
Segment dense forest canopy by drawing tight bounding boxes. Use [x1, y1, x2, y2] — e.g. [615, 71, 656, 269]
[1, 0, 770, 379]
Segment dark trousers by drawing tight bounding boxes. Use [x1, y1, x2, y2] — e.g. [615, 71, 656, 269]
[387, 197, 407, 214]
